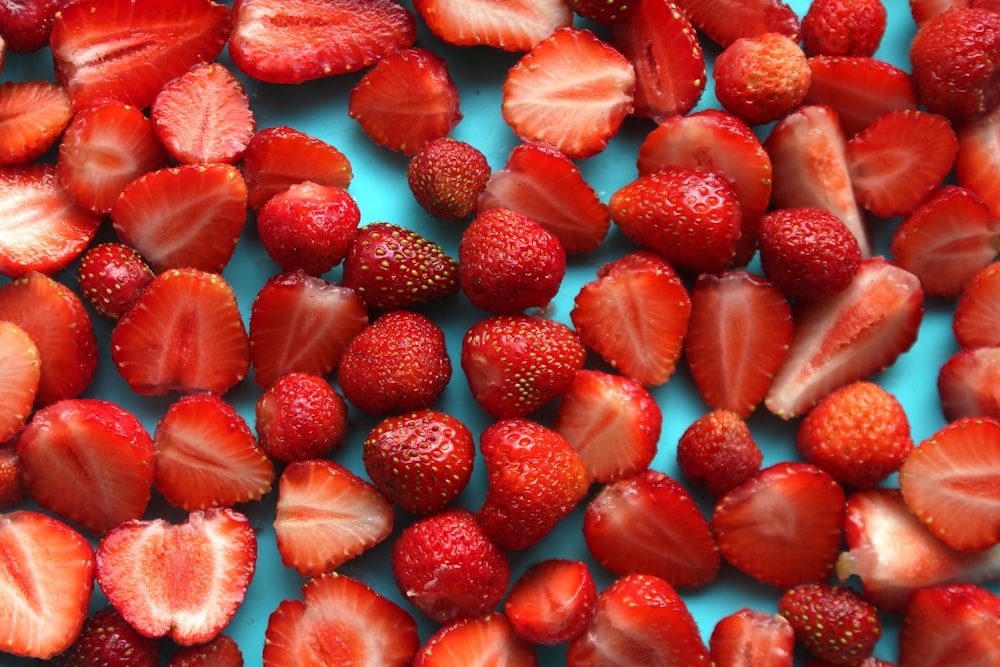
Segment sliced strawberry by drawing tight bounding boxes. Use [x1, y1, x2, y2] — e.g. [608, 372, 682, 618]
[709, 608, 796, 667]
[764, 257, 924, 419]
[411, 0, 572, 52]
[899, 583, 1000, 667]
[263, 572, 420, 667]
[953, 261, 1000, 349]
[476, 142, 610, 253]
[503, 559, 596, 646]
[111, 163, 247, 274]
[955, 103, 1000, 219]
[165, 633, 242, 667]
[501, 26, 636, 160]
[939, 347, 1000, 423]
[0, 80, 71, 165]
[413, 613, 538, 666]
[49, 0, 231, 110]
[685, 270, 793, 418]
[0, 510, 94, 659]
[0, 0, 71, 53]
[110, 268, 250, 396]
[671, 0, 800, 47]
[248, 270, 369, 389]
[0, 320, 39, 443]
[229, 0, 416, 84]
[910, 0, 968, 27]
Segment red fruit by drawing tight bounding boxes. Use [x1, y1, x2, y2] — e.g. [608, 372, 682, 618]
[778, 583, 882, 665]
[153, 394, 274, 511]
[676, 409, 764, 498]
[953, 261, 1000, 349]
[899, 583, 1000, 667]
[0, 80, 71, 165]
[255, 372, 348, 462]
[938, 347, 1000, 422]
[553, 369, 661, 484]
[76, 243, 155, 319]
[571, 251, 691, 387]
[0, 446, 23, 509]
[712, 462, 847, 589]
[583, 469, 721, 588]
[714, 32, 811, 126]
[0, 511, 95, 659]
[570, 0, 641, 23]
[263, 572, 419, 667]
[0, 320, 39, 443]
[273, 459, 394, 577]
[504, 559, 596, 645]
[165, 634, 242, 667]
[909, 0, 968, 27]
[764, 257, 924, 419]
[956, 103, 1000, 218]
[51, 606, 160, 667]
[413, 613, 539, 667]
[671, 0, 800, 47]
[362, 409, 475, 516]
[709, 608, 795, 667]
[685, 270, 793, 417]
[111, 268, 250, 396]
[801, 0, 887, 57]
[337, 310, 452, 416]
[349, 47, 462, 156]
[501, 26, 635, 160]
[411, 0, 571, 52]
[228, 0, 416, 84]
[0, 0, 71, 52]
[461, 314, 586, 419]
[49, 0, 230, 110]
[803, 660, 894, 667]
[408, 137, 490, 221]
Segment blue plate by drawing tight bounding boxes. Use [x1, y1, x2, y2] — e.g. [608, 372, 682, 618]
[1, 1, 996, 665]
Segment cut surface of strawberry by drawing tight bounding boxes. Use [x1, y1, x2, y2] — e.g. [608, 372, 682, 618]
[708, 608, 795, 667]
[0, 320, 38, 443]
[411, 0, 572, 52]
[671, 0, 800, 47]
[413, 613, 539, 666]
[953, 261, 1000, 349]
[0, 80, 71, 165]
[899, 583, 1000, 667]
[504, 559, 596, 646]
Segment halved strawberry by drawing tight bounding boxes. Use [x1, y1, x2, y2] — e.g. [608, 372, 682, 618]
[938, 347, 1000, 422]
[953, 261, 1000, 349]
[671, 0, 800, 47]
[413, 613, 537, 666]
[0, 80, 71, 165]
[899, 583, 1000, 667]
[503, 559, 596, 646]
[110, 268, 250, 396]
[709, 609, 796, 667]
[411, 0, 572, 52]
[955, 103, 1000, 219]
[54, 605, 160, 667]
[0, 320, 39, 443]
[0, 446, 23, 509]
[909, 0, 968, 28]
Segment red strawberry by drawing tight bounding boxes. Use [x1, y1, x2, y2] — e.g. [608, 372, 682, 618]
[165, 634, 242, 667]
[273, 459, 394, 577]
[476, 141, 610, 253]
[676, 409, 764, 497]
[501, 26, 635, 160]
[504, 559, 596, 645]
[709, 608, 795, 667]
[51, 606, 160, 667]
[712, 462, 847, 589]
[570, 0, 641, 23]
[778, 583, 882, 665]
[671, 0, 800, 47]
[801, 0, 888, 57]
[955, 103, 1000, 219]
[229, 0, 416, 84]
[49, 0, 230, 110]
[0, 320, 39, 443]
[255, 372, 348, 462]
[408, 137, 490, 221]
[76, 242, 155, 319]
[953, 261, 1000, 349]
[899, 583, 1000, 667]
[553, 369, 661, 483]
[0, 0, 71, 53]
[571, 251, 692, 387]
[803, 660, 894, 667]
[0, 445, 24, 509]
[0, 510, 94, 659]
[150, 62, 256, 165]
[413, 613, 538, 666]
[909, 0, 968, 27]
[263, 572, 419, 667]
[938, 347, 1000, 422]
[111, 268, 250, 396]
[583, 469, 722, 588]
[153, 393, 274, 511]
[0, 80, 71, 165]
[764, 257, 924, 419]
[410, 0, 572, 52]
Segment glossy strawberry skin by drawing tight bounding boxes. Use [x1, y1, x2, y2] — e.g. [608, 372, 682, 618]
[713, 32, 811, 126]
[800, 0, 887, 57]
[778, 583, 882, 665]
[76, 243, 154, 320]
[255, 372, 349, 463]
[51, 606, 160, 667]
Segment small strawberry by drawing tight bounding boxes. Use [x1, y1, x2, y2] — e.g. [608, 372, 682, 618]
[569, 0, 641, 23]
[255, 372, 348, 463]
[504, 559, 596, 646]
[938, 346, 1000, 422]
[709, 608, 795, 667]
[953, 261, 1000, 349]
[778, 583, 882, 665]
[676, 409, 763, 498]
[0, 320, 39, 443]
[0, 80, 71, 165]
[413, 613, 538, 666]
[801, 0, 888, 57]
[165, 634, 242, 667]
[899, 583, 1000, 667]
[0, 0, 71, 53]
[76, 242, 155, 319]
[51, 605, 160, 667]
[671, 0, 800, 48]
[407, 137, 490, 221]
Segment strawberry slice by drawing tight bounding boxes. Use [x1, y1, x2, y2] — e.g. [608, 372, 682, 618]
[909, 0, 968, 28]
[899, 583, 1000, 667]
[501, 26, 636, 160]
[165, 633, 242, 667]
[938, 347, 1000, 422]
[263, 572, 420, 667]
[110, 268, 250, 396]
[764, 257, 924, 419]
[0, 320, 39, 443]
[503, 559, 596, 646]
[0, 510, 94, 659]
[956, 104, 1000, 219]
[49, 0, 231, 110]
[671, 0, 800, 47]
[709, 608, 795, 667]
[476, 142, 610, 253]
[953, 261, 1000, 349]
[411, 0, 572, 52]
[413, 613, 537, 666]
[0, 80, 71, 165]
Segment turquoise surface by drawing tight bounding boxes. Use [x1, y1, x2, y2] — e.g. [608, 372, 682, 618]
[1, 1, 997, 665]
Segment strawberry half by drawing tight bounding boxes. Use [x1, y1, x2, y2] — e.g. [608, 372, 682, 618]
[938, 347, 1000, 422]
[899, 583, 1000, 667]
[0, 80, 71, 165]
[411, 0, 572, 52]
[953, 261, 1000, 349]
[0, 320, 39, 443]
[671, 0, 800, 47]
[709, 608, 795, 667]
[53, 605, 160, 667]
[413, 613, 538, 666]
[956, 103, 1000, 219]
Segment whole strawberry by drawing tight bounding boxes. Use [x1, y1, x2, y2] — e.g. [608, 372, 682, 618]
[778, 583, 882, 665]
[407, 137, 490, 221]
[800, 0, 887, 57]
[0, 446, 23, 509]
[676, 409, 763, 498]
[255, 372, 349, 463]
[77, 242, 155, 319]
[165, 633, 243, 667]
[51, 605, 159, 667]
[713, 32, 811, 126]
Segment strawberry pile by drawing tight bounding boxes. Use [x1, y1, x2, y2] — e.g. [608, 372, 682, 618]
[2, 0, 1000, 665]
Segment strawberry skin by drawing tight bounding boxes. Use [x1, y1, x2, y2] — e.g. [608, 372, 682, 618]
[778, 583, 882, 665]
[676, 409, 763, 498]
[801, 0, 887, 57]
[413, 613, 538, 666]
[76, 243, 155, 320]
[709, 608, 795, 667]
[953, 261, 1000, 350]
[0, 320, 39, 443]
[408, 137, 490, 222]
[165, 634, 241, 667]
[504, 559, 597, 646]
[899, 583, 1000, 667]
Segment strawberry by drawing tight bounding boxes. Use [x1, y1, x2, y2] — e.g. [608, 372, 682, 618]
[165, 634, 242, 667]
[609, 0, 707, 122]
[476, 417, 589, 550]
[552, 369, 661, 483]
[153, 393, 274, 511]
[229, 0, 416, 84]
[273, 459, 394, 577]
[609, 165, 743, 275]
[150, 62, 256, 165]
[111, 268, 249, 396]
[96, 508, 256, 646]
[241, 125, 353, 210]
[566, 573, 709, 667]
[476, 141, 610, 253]
[362, 409, 474, 516]
[953, 261, 1000, 349]
[248, 270, 368, 389]
[458, 207, 566, 314]
[391, 507, 509, 624]
[899, 583, 1000, 667]
[255, 372, 348, 462]
[671, 0, 800, 48]
[49, 0, 231, 110]
[256, 181, 361, 275]
[909, 0, 968, 26]
[460, 314, 586, 419]
[583, 469, 722, 588]
[340, 221, 459, 310]
[570, 0, 641, 23]
[846, 109, 958, 219]
[51, 605, 160, 667]
[501, 26, 636, 160]
[413, 613, 538, 666]
[0, 320, 39, 443]
[684, 270, 793, 417]
[778, 583, 882, 665]
[263, 572, 420, 667]
[708, 608, 795, 667]
[348, 47, 462, 156]
[0, 0, 71, 53]
[0, 80, 71, 165]
[890, 185, 1000, 299]
[408, 137, 490, 221]
[337, 310, 452, 416]
[110, 163, 248, 274]
[76, 242, 155, 319]
[955, 103, 1000, 219]
[764, 257, 924, 419]
[712, 462, 847, 589]
[0, 164, 102, 278]
[504, 559, 596, 645]
[801, 0, 888, 57]
[676, 409, 764, 497]
[938, 347, 1000, 422]
[803, 660, 894, 667]
[713, 31, 812, 127]
[0, 445, 23, 509]
[571, 251, 692, 387]
[410, 0, 572, 52]
[0, 510, 94, 659]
